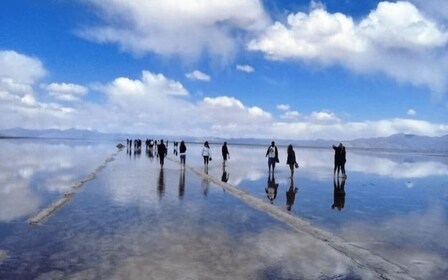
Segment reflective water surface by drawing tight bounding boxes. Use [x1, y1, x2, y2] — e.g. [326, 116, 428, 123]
[0, 139, 447, 279]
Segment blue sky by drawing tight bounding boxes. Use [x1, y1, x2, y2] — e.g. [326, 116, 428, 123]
[1, 0, 447, 140]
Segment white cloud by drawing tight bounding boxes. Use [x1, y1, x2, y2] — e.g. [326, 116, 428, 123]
[307, 111, 340, 123]
[407, 109, 416, 116]
[276, 104, 290, 111]
[79, 0, 271, 62]
[185, 70, 211, 81]
[0, 50, 46, 85]
[280, 110, 301, 120]
[42, 83, 88, 102]
[248, 1, 448, 95]
[1, 51, 447, 140]
[236, 64, 255, 73]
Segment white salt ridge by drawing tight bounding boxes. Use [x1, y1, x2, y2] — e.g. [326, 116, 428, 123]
[28, 149, 123, 225]
[168, 157, 415, 280]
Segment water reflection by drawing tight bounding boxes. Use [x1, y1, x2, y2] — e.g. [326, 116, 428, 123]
[265, 173, 279, 204]
[221, 165, 229, 183]
[201, 177, 210, 197]
[179, 168, 185, 199]
[286, 178, 298, 211]
[157, 168, 165, 199]
[331, 177, 346, 211]
[0, 139, 112, 222]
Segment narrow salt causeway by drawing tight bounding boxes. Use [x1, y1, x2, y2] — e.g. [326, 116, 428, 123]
[168, 157, 414, 280]
[28, 149, 123, 225]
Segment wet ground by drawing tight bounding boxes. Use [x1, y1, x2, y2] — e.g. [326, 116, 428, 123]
[0, 139, 447, 279]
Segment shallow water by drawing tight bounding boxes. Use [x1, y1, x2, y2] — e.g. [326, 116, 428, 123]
[0, 139, 447, 279]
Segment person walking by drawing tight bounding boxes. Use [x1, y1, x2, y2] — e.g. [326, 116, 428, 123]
[221, 142, 230, 165]
[157, 139, 167, 168]
[286, 144, 299, 177]
[202, 141, 212, 167]
[265, 141, 279, 173]
[179, 141, 187, 168]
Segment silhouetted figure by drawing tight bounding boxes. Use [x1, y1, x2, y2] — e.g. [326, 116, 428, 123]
[179, 141, 187, 168]
[179, 168, 185, 199]
[202, 141, 211, 167]
[286, 144, 299, 177]
[157, 168, 165, 199]
[286, 178, 298, 211]
[221, 165, 230, 183]
[340, 145, 346, 178]
[332, 176, 346, 211]
[265, 141, 279, 174]
[265, 173, 279, 204]
[333, 143, 346, 178]
[222, 142, 230, 165]
[157, 140, 167, 168]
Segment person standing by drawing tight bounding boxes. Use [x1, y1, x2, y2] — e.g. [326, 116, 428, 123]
[202, 141, 212, 167]
[333, 143, 343, 177]
[265, 141, 279, 173]
[179, 140, 187, 168]
[221, 142, 230, 165]
[286, 144, 299, 177]
[157, 139, 167, 168]
[340, 145, 347, 178]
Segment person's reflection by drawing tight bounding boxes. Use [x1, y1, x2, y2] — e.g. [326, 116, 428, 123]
[201, 177, 209, 197]
[146, 147, 154, 160]
[265, 173, 279, 204]
[179, 168, 186, 199]
[221, 165, 230, 183]
[157, 168, 165, 199]
[332, 176, 346, 211]
[286, 178, 298, 211]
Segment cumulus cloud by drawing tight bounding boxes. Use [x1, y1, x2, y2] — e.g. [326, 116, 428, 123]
[248, 1, 448, 95]
[307, 111, 340, 123]
[0, 50, 76, 130]
[0, 50, 46, 85]
[79, 0, 271, 62]
[42, 83, 88, 102]
[407, 109, 417, 116]
[1, 51, 447, 140]
[236, 64, 255, 73]
[185, 70, 211, 81]
[276, 104, 290, 111]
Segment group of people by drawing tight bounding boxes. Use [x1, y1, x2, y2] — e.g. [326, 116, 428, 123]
[332, 143, 347, 178]
[265, 141, 300, 177]
[141, 139, 346, 180]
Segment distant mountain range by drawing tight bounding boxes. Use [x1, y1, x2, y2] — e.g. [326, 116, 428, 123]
[1, 128, 447, 153]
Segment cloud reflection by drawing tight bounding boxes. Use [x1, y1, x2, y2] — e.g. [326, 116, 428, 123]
[0, 140, 112, 222]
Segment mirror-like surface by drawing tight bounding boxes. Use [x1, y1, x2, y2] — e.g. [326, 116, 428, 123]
[0, 139, 447, 279]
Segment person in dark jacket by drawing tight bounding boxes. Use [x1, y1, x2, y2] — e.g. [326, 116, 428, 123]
[221, 142, 230, 165]
[333, 143, 347, 178]
[179, 141, 187, 168]
[286, 144, 299, 177]
[157, 140, 167, 168]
